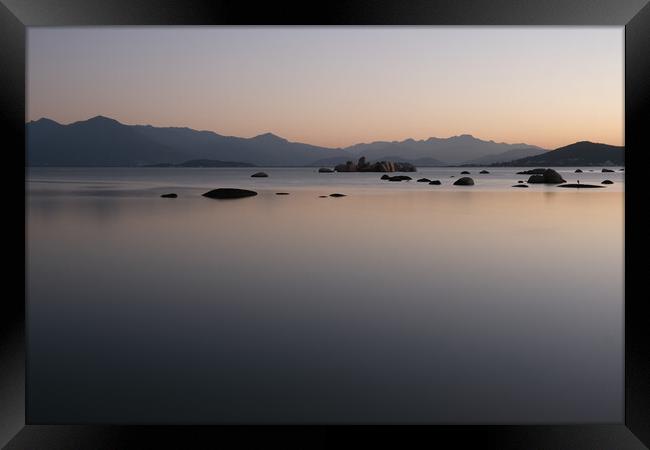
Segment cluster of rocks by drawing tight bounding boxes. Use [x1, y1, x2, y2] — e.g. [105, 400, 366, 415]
[335, 156, 416, 173]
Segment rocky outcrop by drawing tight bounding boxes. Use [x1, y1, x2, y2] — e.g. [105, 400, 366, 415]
[574, 169, 583, 173]
[453, 177, 474, 186]
[479, 170, 490, 174]
[601, 180, 614, 184]
[602, 168, 614, 173]
[429, 180, 441, 185]
[202, 188, 258, 199]
[417, 178, 431, 183]
[329, 193, 347, 197]
[527, 169, 566, 184]
[461, 171, 471, 174]
[318, 167, 334, 173]
[160, 193, 177, 198]
[251, 172, 269, 177]
[335, 156, 416, 173]
[512, 184, 529, 188]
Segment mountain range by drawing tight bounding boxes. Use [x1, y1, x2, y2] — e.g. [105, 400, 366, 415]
[26, 116, 623, 167]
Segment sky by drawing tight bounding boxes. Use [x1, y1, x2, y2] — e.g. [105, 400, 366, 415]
[27, 27, 624, 149]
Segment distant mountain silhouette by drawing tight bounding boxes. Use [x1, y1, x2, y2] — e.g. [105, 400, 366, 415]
[344, 135, 546, 165]
[27, 116, 350, 166]
[462, 147, 547, 166]
[495, 141, 624, 166]
[28, 116, 614, 168]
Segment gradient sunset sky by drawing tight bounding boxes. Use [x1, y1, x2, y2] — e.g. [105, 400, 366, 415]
[27, 27, 624, 149]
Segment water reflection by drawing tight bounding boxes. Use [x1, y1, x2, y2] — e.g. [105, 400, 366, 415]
[26, 172, 624, 424]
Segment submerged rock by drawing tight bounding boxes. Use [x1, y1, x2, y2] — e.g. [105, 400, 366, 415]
[202, 188, 258, 199]
[388, 175, 412, 181]
[461, 171, 471, 175]
[160, 193, 178, 198]
[453, 177, 474, 186]
[251, 172, 269, 177]
[381, 174, 391, 180]
[602, 168, 614, 173]
[275, 192, 290, 195]
[518, 180, 525, 183]
[512, 184, 529, 188]
[527, 169, 566, 184]
[318, 167, 334, 173]
[517, 168, 546, 175]
[558, 183, 604, 189]
[575, 169, 583, 173]
[329, 193, 347, 197]
[417, 178, 431, 183]
[480, 170, 490, 174]
[601, 180, 614, 184]
[429, 180, 441, 185]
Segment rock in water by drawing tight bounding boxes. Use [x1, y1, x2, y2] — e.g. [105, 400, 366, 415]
[480, 170, 490, 174]
[388, 175, 412, 181]
[518, 180, 525, 183]
[275, 192, 290, 195]
[429, 180, 441, 185]
[461, 171, 471, 175]
[329, 193, 347, 197]
[601, 180, 614, 184]
[517, 168, 546, 175]
[202, 188, 258, 199]
[512, 184, 529, 188]
[453, 177, 474, 186]
[417, 178, 431, 183]
[575, 169, 583, 173]
[160, 193, 178, 198]
[251, 172, 269, 177]
[381, 174, 390, 180]
[558, 183, 604, 189]
[527, 169, 566, 184]
[602, 168, 614, 173]
[318, 168, 334, 173]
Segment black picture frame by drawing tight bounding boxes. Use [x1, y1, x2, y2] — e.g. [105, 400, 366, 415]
[2, 0, 649, 448]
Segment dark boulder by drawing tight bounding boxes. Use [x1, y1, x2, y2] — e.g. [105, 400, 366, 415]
[202, 188, 258, 199]
[602, 168, 614, 173]
[318, 168, 334, 173]
[512, 184, 529, 188]
[275, 192, 290, 195]
[429, 180, 441, 185]
[601, 180, 614, 185]
[453, 177, 474, 186]
[417, 178, 431, 183]
[388, 175, 412, 181]
[479, 170, 490, 174]
[574, 169, 583, 173]
[319, 195, 328, 198]
[518, 180, 525, 183]
[461, 171, 471, 175]
[329, 193, 347, 197]
[527, 169, 566, 184]
[160, 193, 178, 198]
[251, 172, 269, 177]
[619, 168, 625, 171]
[380, 174, 390, 180]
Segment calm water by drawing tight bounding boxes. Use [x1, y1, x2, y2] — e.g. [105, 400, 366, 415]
[26, 167, 624, 423]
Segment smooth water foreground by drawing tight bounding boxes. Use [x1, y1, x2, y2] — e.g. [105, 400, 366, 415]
[27, 167, 624, 423]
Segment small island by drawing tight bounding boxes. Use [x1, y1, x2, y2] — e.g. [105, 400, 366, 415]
[334, 156, 416, 173]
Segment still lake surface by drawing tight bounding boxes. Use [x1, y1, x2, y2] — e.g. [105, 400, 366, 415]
[27, 167, 624, 423]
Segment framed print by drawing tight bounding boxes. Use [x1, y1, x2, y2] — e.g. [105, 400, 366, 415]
[2, 0, 649, 448]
